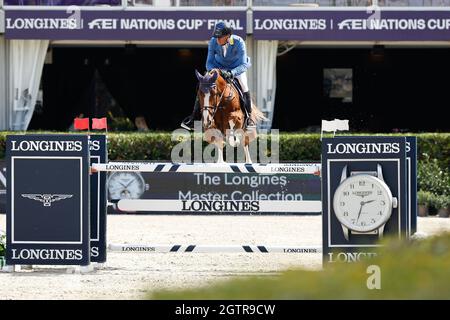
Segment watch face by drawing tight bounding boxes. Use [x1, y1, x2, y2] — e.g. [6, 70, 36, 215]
[333, 174, 393, 232]
[107, 172, 147, 200]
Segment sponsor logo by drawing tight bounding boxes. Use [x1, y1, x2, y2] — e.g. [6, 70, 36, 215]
[6, 18, 79, 30]
[10, 140, 83, 152]
[327, 252, 378, 263]
[7, 17, 244, 32]
[337, 18, 450, 31]
[105, 164, 141, 171]
[352, 191, 373, 197]
[11, 249, 83, 260]
[253, 18, 327, 31]
[88, 18, 117, 30]
[182, 200, 259, 212]
[327, 142, 400, 154]
[21, 194, 73, 207]
[284, 248, 319, 253]
[270, 166, 306, 173]
[121, 246, 156, 252]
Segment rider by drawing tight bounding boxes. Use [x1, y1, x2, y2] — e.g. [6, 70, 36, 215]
[181, 21, 255, 130]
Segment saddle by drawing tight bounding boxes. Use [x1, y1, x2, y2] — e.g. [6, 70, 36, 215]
[228, 78, 246, 113]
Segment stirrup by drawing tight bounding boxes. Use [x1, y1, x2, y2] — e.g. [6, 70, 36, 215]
[181, 116, 194, 131]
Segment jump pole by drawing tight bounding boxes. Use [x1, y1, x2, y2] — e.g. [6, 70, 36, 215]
[92, 162, 321, 175]
[109, 244, 322, 254]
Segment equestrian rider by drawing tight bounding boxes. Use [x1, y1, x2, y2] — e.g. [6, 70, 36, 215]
[181, 21, 255, 130]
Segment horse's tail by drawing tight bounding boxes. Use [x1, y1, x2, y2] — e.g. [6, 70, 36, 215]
[250, 104, 268, 124]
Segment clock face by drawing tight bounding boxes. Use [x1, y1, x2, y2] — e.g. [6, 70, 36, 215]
[333, 174, 393, 232]
[107, 172, 147, 200]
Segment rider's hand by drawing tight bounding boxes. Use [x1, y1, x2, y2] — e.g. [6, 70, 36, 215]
[222, 70, 233, 80]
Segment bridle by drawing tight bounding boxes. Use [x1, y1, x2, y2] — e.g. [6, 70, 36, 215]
[200, 78, 234, 129]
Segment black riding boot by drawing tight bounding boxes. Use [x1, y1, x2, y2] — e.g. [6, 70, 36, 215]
[181, 97, 201, 131]
[243, 92, 256, 129]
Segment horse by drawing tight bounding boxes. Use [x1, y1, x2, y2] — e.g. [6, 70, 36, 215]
[195, 68, 265, 163]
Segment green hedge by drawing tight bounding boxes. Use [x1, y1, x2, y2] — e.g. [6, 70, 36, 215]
[1, 131, 448, 203]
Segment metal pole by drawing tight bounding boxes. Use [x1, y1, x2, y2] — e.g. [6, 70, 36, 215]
[109, 243, 322, 254]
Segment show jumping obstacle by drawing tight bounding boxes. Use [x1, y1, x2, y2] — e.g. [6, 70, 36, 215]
[97, 161, 322, 253]
[5, 131, 417, 271]
[4, 134, 323, 271]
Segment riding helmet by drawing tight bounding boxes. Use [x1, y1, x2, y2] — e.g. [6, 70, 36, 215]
[213, 21, 233, 38]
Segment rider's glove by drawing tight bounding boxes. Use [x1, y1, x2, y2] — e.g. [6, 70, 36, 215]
[222, 70, 234, 80]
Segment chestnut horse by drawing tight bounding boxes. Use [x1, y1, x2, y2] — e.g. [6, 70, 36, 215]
[195, 68, 265, 163]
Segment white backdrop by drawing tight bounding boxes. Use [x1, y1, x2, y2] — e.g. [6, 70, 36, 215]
[9, 40, 49, 130]
[255, 40, 278, 130]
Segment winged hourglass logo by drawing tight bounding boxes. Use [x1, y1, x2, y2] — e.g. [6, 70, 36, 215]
[21, 194, 73, 207]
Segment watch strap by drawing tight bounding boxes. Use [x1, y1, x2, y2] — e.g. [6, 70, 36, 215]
[350, 164, 384, 181]
[350, 171, 377, 177]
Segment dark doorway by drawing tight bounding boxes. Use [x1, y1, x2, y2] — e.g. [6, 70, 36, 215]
[29, 46, 207, 131]
[30, 46, 450, 132]
[273, 47, 450, 132]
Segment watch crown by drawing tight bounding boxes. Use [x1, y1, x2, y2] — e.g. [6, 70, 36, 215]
[392, 197, 398, 209]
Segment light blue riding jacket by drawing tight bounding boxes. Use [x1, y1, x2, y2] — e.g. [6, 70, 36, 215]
[206, 35, 251, 77]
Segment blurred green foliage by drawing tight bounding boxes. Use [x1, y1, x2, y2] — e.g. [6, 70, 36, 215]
[418, 153, 450, 196]
[149, 233, 450, 300]
[0, 132, 449, 164]
[0, 232, 5, 257]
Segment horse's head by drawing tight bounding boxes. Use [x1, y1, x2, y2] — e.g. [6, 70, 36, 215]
[195, 69, 222, 128]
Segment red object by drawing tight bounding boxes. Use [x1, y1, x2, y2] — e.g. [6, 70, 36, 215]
[92, 117, 107, 130]
[74, 118, 89, 130]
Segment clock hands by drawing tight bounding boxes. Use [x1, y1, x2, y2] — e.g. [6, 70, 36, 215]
[356, 202, 364, 223]
[356, 199, 375, 223]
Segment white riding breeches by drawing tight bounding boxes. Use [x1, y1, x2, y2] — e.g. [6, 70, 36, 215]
[235, 72, 249, 93]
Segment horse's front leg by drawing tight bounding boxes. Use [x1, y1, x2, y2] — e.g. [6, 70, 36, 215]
[216, 143, 224, 163]
[244, 144, 252, 164]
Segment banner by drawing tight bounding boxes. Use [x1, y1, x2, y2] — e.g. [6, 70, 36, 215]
[321, 136, 408, 263]
[107, 169, 321, 215]
[4, 10, 247, 40]
[6, 134, 90, 266]
[253, 9, 450, 41]
[406, 136, 417, 236]
[89, 135, 107, 263]
[4, 0, 120, 5]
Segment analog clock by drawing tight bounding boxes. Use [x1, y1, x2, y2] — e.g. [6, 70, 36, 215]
[107, 172, 149, 200]
[333, 174, 396, 233]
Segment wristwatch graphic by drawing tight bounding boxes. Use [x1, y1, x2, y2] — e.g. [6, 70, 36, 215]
[332, 164, 397, 241]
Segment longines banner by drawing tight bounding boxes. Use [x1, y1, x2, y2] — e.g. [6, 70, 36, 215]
[406, 136, 417, 236]
[107, 170, 321, 215]
[4, 10, 246, 40]
[253, 9, 450, 41]
[89, 135, 107, 263]
[6, 135, 90, 266]
[4, 0, 119, 4]
[321, 136, 408, 263]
